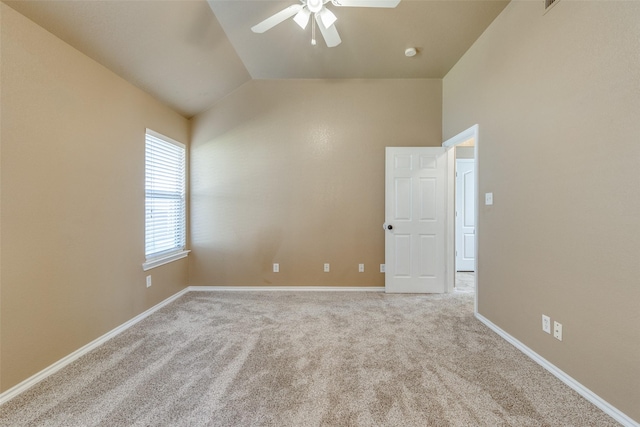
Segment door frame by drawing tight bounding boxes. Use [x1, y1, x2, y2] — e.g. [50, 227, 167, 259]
[443, 124, 479, 313]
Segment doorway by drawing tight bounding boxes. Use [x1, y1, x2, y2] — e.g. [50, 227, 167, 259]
[443, 125, 478, 305]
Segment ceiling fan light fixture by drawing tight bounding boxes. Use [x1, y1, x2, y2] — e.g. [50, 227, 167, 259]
[318, 8, 337, 29]
[250, 0, 400, 48]
[293, 8, 311, 29]
[307, 0, 324, 13]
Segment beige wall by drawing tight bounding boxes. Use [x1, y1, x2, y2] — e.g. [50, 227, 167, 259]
[0, 3, 190, 391]
[443, 1, 640, 422]
[190, 79, 441, 287]
[455, 146, 475, 159]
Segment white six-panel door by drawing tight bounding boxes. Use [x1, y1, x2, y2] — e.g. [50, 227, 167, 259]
[385, 147, 448, 293]
[455, 159, 476, 271]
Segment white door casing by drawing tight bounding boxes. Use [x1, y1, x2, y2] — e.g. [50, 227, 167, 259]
[385, 147, 449, 293]
[455, 159, 476, 271]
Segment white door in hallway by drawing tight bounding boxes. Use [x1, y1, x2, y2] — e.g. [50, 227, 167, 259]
[455, 159, 475, 271]
[385, 147, 449, 293]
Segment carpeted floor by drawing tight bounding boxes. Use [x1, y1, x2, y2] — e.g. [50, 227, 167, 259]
[0, 290, 618, 426]
[455, 272, 475, 293]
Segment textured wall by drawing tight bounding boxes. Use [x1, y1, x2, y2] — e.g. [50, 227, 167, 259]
[1, 4, 190, 391]
[190, 79, 442, 287]
[443, 1, 640, 422]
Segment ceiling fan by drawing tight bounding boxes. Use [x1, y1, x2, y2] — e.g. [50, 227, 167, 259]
[251, 0, 401, 48]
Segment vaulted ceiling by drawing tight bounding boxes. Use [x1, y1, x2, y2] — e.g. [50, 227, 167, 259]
[4, 0, 509, 118]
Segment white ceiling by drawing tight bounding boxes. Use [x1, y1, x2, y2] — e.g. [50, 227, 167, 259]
[5, 0, 509, 118]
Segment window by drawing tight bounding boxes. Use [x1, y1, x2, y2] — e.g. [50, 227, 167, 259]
[143, 129, 188, 270]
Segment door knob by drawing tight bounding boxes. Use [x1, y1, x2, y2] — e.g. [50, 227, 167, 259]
[387, 224, 393, 230]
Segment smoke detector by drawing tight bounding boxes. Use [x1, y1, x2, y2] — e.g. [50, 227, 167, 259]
[404, 47, 417, 57]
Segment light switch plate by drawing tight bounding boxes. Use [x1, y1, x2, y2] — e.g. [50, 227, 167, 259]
[542, 315, 551, 334]
[485, 192, 494, 205]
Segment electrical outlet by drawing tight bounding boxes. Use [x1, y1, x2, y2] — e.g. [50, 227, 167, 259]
[146, 275, 152, 288]
[358, 264, 365, 272]
[380, 264, 385, 273]
[542, 315, 551, 334]
[553, 321, 563, 341]
[273, 263, 279, 273]
[324, 263, 330, 273]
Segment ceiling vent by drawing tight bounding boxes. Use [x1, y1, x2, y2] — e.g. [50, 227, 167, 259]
[544, 0, 560, 13]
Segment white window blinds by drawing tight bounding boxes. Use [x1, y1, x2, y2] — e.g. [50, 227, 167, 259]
[145, 130, 186, 260]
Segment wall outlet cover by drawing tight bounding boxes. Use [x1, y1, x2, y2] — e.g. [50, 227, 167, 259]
[553, 321, 563, 341]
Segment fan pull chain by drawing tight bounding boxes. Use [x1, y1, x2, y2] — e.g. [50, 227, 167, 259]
[311, 16, 317, 46]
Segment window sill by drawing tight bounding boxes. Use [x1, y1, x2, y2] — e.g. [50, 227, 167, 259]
[143, 250, 190, 271]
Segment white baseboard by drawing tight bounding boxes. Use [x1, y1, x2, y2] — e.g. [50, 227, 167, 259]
[475, 313, 638, 427]
[0, 287, 190, 406]
[189, 285, 385, 292]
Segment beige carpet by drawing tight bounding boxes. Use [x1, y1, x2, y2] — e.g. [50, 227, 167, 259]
[0, 291, 618, 426]
[455, 272, 475, 294]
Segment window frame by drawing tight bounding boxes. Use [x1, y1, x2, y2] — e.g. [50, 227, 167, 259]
[142, 129, 189, 271]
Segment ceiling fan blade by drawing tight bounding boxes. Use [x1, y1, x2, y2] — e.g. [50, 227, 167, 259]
[318, 7, 337, 29]
[293, 8, 311, 29]
[251, 4, 303, 33]
[315, 14, 341, 47]
[331, 0, 400, 7]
